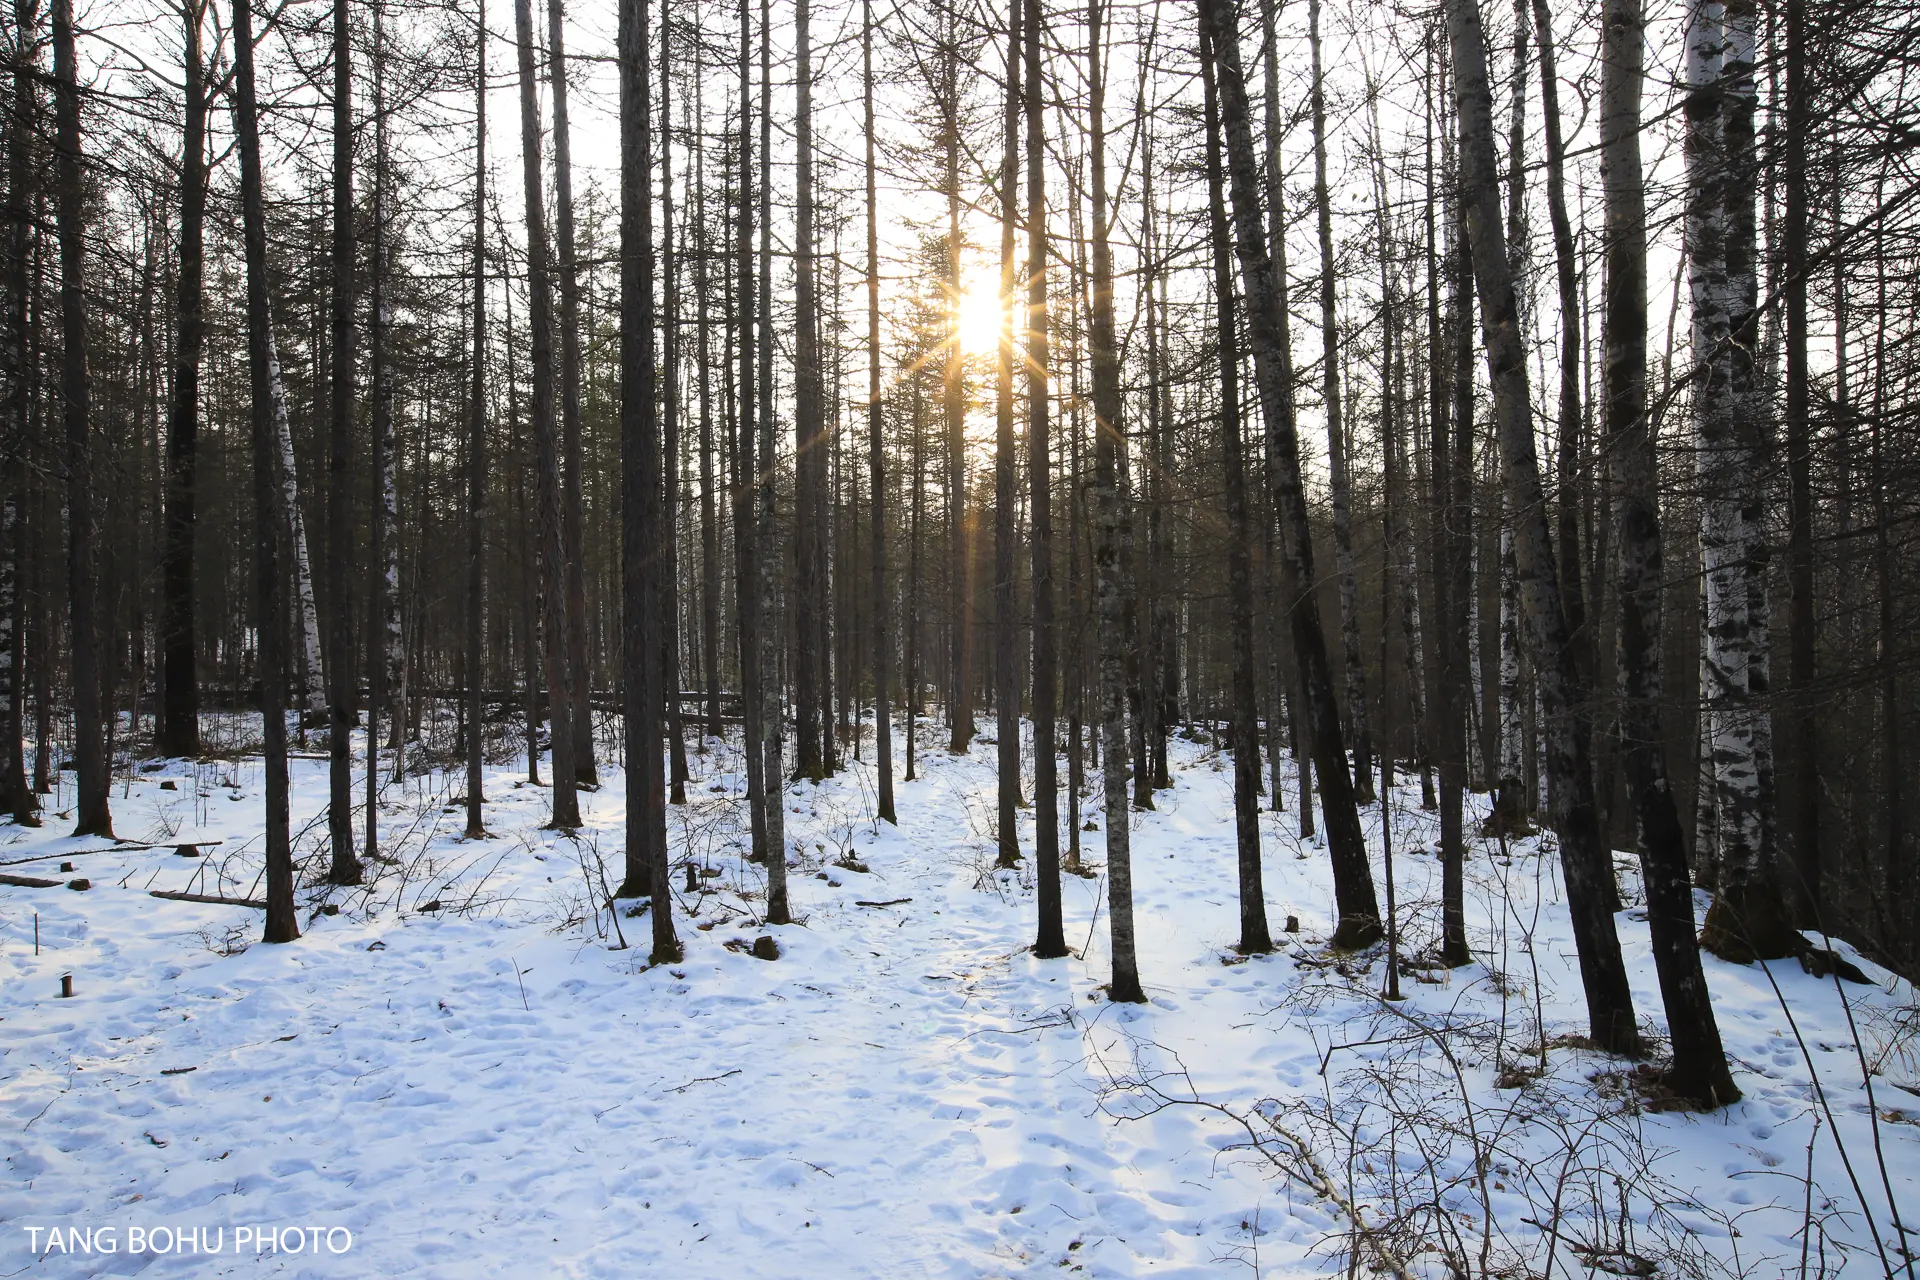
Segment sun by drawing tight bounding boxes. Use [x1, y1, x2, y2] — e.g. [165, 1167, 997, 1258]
[955, 283, 1004, 355]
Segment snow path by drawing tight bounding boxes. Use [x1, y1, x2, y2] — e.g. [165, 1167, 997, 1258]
[3, 729, 1917, 1277]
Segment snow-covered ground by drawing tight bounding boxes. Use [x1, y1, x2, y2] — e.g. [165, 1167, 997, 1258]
[2, 724, 1915, 1277]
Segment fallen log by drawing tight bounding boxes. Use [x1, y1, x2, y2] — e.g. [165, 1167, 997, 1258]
[150, 890, 268, 910]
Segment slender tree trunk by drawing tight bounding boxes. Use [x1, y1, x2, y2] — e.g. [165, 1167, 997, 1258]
[1448, 0, 1640, 1054]
[864, 0, 896, 824]
[231, 0, 294, 939]
[793, 0, 826, 783]
[944, 26, 973, 756]
[733, 0, 768, 868]
[1603, 0, 1739, 1106]
[1259, 1, 1311, 835]
[1424, 38, 1470, 966]
[1200, 6, 1271, 956]
[659, 0, 688, 803]
[907, 379, 924, 783]
[1533, 0, 1591, 790]
[51, 0, 109, 838]
[1086, 0, 1144, 1003]
[464, 0, 488, 839]
[548, 0, 597, 788]
[1307, 0, 1374, 803]
[993, 0, 1023, 868]
[1026, 0, 1063, 954]
[695, 40, 721, 749]
[1202, 0, 1380, 947]
[157, 0, 203, 763]
[514, 0, 580, 830]
[366, 0, 395, 866]
[278, 407, 324, 726]
[616, 0, 678, 960]
[324, 0, 362, 884]
[756, 0, 788, 920]
[1780, 0, 1816, 927]
[2, 0, 39, 823]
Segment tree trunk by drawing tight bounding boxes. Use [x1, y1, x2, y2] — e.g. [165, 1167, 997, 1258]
[695, 38, 721, 749]
[793, 0, 826, 783]
[1200, 4, 1272, 957]
[2, 0, 38, 823]
[733, 0, 769, 870]
[231, 0, 294, 939]
[1780, 0, 1816, 927]
[1307, 0, 1374, 803]
[463, 0, 488, 839]
[1448, 0, 1640, 1054]
[756, 0, 788, 921]
[1201, 0, 1380, 948]
[1691, 0, 1794, 961]
[617, 0, 678, 960]
[1026, 0, 1062, 955]
[325, 0, 362, 885]
[943, 22, 973, 757]
[864, 0, 896, 825]
[157, 0, 203, 763]
[1603, 0, 1739, 1106]
[548, 0, 597, 788]
[513, 0, 580, 830]
[1086, 0, 1144, 1004]
[366, 0, 395, 866]
[993, 0, 1023, 869]
[51, 0, 110, 839]
[659, 0, 688, 804]
[1424, 39, 1470, 967]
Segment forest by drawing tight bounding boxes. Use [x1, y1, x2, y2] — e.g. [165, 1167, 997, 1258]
[2, 0, 1918, 1271]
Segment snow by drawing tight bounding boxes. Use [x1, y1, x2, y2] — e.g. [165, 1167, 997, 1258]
[2, 725, 1916, 1277]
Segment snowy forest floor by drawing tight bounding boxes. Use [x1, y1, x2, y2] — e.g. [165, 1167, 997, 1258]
[3, 722, 1918, 1278]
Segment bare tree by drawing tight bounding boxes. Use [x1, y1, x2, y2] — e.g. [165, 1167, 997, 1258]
[230, 0, 294, 939]
[1604, 0, 1739, 1106]
[1447, 0, 1640, 1055]
[513, 0, 581, 831]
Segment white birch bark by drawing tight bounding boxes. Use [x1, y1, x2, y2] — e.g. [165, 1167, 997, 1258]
[267, 326, 325, 718]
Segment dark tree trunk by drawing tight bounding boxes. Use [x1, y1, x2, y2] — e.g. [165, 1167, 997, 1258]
[1200, 4, 1272, 957]
[513, 0, 580, 830]
[1603, 0, 1738, 1105]
[325, 0, 362, 885]
[1200, 0, 1380, 948]
[733, 0, 769, 869]
[158, 0, 204, 763]
[1027, 0, 1063, 957]
[864, 0, 896, 825]
[548, 0, 598, 788]
[1308, 0, 1374, 803]
[695, 39, 721, 749]
[464, 0, 488, 840]
[366, 0, 394, 866]
[51, 0, 110, 839]
[231, 0, 294, 939]
[793, 0, 826, 783]
[1086, 0, 1144, 1004]
[1448, 0, 1640, 1055]
[755, 0, 788, 920]
[659, 0, 688, 804]
[1425, 40, 1470, 967]
[617, 0, 678, 961]
[993, 0, 1022, 869]
[1780, 0, 1818, 926]
[2, 0, 39, 823]
[1533, 0, 1594, 846]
